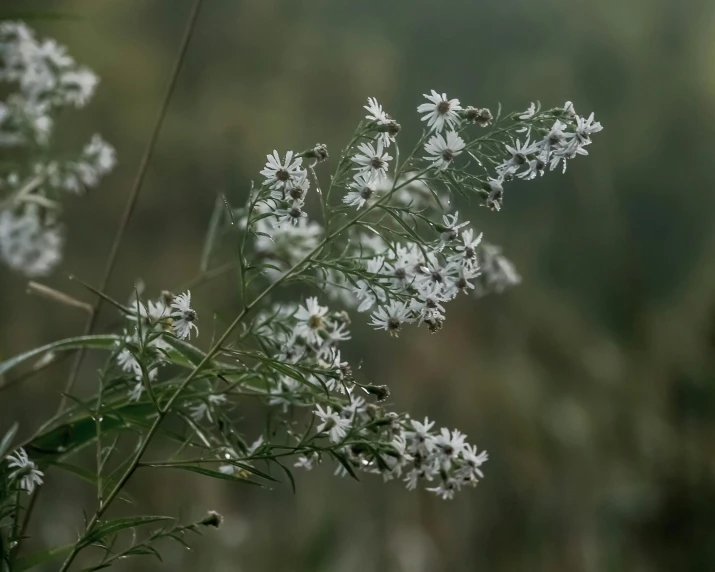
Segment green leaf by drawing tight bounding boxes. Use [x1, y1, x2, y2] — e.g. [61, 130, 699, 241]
[15, 543, 74, 571]
[0, 423, 18, 458]
[0, 335, 121, 379]
[151, 465, 263, 486]
[330, 450, 360, 481]
[80, 516, 174, 548]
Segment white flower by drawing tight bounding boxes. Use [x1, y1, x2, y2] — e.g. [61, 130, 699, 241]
[170, 291, 198, 340]
[342, 173, 377, 209]
[438, 211, 469, 246]
[497, 137, 537, 177]
[364, 96, 388, 124]
[7, 448, 44, 494]
[370, 300, 412, 336]
[427, 479, 458, 500]
[433, 428, 466, 468]
[423, 130, 465, 170]
[128, 379, 144, 402]
[0, 204, 63, 277]
[270, 170, 310, 202]
[364, 97, 397, 147]
[274, 201, 308, 228]
[259, 150, 305, 191]
[417, 90, 462, 132]
[406, 417, 436, 456]
[518, 102, 536, 120]
[351, 140, 392, 181]
[461, 444, 488, 479]
[314, 404, 351, 443]
[294, 452, 320, 470]
[453, 228, 483, 266]
[294, 297, 329, 345]
[189, 394, 226, 423]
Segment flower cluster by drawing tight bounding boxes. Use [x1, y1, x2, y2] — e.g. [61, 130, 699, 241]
[259, 144, 329, 228]
[0, 22, 116, 276]
[115, 290, 198, 401]
[496, 101, 603, 180]
[240, 296, 487, 498]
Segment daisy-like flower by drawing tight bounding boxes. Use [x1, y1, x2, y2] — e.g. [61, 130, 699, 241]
[453, 228, 483, 265]
[170, 291, 198, 340]
[274, 201, 308, 227]
[294, 297, 329, 345]
[270, 170, 310, 202]
[406, 417, 436, 456]
[7, 448, 44, 494]
[423, 130, 465, 170]
[342, 173, 377, 209]
[314, 404, 351, 443]
[438, 211, 470, 246]
[427, 479, 458, 500]
[497, 137, 536, 177]
[460, 444, 488, 479]
[364, 97, 388, 124]
[259, 150, 305, 191]
[485, 178, 504, 212]
[417, 90, 462, 132]
[448, 264, 481, 296]
[364, 97, 399, 147]
[351, 140, 392, 181]
[370, 300, 412, 336]
[433, 428, 467, 468]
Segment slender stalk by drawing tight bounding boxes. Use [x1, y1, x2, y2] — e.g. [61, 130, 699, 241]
[57, 0, 206, 412]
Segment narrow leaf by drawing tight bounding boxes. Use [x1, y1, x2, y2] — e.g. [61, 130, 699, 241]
[0, 335, 121, 379]
[80, 516, 174, 548]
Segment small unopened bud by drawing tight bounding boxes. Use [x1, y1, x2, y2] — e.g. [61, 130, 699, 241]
[365, 384, 390, 401]
[200, 510, 224, 528]
[161, 290, 174, 306]
[462, 107, 493, 127]
[304, 143, 329, 163]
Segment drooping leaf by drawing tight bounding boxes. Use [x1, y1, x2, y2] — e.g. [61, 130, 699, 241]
[0, 335, 121, 380]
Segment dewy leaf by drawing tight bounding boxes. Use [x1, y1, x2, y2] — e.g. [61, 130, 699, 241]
[80, 516, 175, 548]
[0, 335, 121, 380]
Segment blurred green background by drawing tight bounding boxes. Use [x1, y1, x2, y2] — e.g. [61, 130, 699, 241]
[3, 0, 715, 570]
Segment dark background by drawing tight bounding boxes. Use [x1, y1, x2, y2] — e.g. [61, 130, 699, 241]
[2, 0, 715, 570]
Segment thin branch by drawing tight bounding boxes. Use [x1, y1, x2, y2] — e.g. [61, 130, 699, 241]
[57, 0, 206, 412]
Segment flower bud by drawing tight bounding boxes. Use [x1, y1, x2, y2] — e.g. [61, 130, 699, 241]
[462, 107, 493, 127]
[303, 143, 329, 163]
[200, 510, 224, 528]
